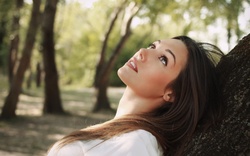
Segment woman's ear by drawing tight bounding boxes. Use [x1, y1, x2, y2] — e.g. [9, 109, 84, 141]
[163, 90, 175, 102]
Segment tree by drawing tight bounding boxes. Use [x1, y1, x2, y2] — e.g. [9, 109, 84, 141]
[185, 33, 250, 155]
[35, 62, 42, 87]
[93, 1, 126, 111]
[1, 0, 41, 118]
[41, 0, 64, 114]
[0, 0, 15, 73]
[93, 1, 140, 112]
[7, 0, 24, 85]
[93, 2, 125, 89]
[224, 0, 245, 50]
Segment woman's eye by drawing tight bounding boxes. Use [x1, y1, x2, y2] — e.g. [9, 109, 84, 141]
[147, 43, 155, 49]
[159, 55, 168, 66]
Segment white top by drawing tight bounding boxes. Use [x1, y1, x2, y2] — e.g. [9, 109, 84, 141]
[47, 129, 163, 156]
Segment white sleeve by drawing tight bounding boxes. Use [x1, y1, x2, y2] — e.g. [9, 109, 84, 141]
[47, 141, 84, 156]
[47, 130, 163, 156]
[120, 130, 163, 156]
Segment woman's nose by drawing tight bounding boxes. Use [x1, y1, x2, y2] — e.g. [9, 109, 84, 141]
[137, 48, 147, 62]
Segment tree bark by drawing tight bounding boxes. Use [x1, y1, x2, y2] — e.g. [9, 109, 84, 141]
[93, 2, 140, 112]
[7, 0, 23, 85]
[41, 0, 64, 114]
[92, 3, 125, 112]
[93, 4, 124, 88]
[185, 33, 250, 155]
[1, 0, 41, 119]
[36, 62, 42, 88]
[26, 66, 32, 89]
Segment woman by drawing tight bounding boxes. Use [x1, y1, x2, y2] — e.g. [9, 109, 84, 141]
[47, 36, 224, 156]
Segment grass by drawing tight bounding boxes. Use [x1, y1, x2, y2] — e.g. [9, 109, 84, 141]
[0, 77, 124, 156]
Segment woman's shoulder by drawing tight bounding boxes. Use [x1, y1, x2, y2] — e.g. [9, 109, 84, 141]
[47, 129, 163, 156]
[121, 129, 157, 143]
[85, 129, 163, 155]
[47, 141, 84, 156]
[113, 129, 163, 155]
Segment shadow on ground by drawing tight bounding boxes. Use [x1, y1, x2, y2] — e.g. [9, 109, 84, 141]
[0, 87, 124, 156]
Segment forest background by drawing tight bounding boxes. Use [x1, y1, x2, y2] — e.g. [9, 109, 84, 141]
[0, 0, 249, 155]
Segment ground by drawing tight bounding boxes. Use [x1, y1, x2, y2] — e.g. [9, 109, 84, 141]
[0, 86, 124, 156]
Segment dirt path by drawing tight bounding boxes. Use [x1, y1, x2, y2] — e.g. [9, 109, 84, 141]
[0, 87, 124, 155]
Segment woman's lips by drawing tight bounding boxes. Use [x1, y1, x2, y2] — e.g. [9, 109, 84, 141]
[126, 58, 138, 72]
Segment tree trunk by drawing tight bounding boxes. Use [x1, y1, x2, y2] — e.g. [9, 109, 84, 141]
[1, 0, 41, 119]
[93, 2, 125, 88]
[26, 66, 32, 89]
[93, 32, 131, 112]
[227, 21, 232, 51]
[93, 81, 110, 111]
[36, 62, 42, 88]
[185, 33, 250, 155]
[93, 2, 140, 112]
[7, 0, 23, 85]
[92, 4, 125, 112]
[41, 0, 64, 114]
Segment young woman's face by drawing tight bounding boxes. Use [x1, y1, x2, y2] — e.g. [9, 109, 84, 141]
[118, 39, 188, 101]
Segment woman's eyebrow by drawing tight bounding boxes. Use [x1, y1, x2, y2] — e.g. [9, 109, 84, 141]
[165, 49, 176, 65]
[156, 40, 176, 65]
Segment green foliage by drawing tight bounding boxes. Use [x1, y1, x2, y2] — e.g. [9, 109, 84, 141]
[0, 43, 8, 74]
[110, 24, 157, 86]
[0, 1, 33, 74]
[3, 0, 247, 88]
[0, 0, 14, 73]
[54, 0, 119, 87]
[0, 74, 8, 90]
[51, 0, 248, 87]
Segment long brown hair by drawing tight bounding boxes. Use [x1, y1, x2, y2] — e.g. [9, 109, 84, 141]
[54, 36, 224, 156]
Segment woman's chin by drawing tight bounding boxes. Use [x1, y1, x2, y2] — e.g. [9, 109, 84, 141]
[117, 68, 126, 83]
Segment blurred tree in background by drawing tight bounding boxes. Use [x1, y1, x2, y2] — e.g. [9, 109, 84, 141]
[1, 0, 41, 118]
[0, 0, 15, 74]
[7, 0, 24, 85]
[93, 0, 141, 111]
[41, 0, 64, 114]
[0, 0, 249, 114]
[0, 0, 249, 154]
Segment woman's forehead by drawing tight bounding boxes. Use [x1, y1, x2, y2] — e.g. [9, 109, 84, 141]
[156, 39, 188, 70]
[157, 39, 186, 49]
[159, 39, 188, 56]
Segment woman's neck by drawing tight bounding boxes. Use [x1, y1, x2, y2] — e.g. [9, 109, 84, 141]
[114, 87, 164, 118]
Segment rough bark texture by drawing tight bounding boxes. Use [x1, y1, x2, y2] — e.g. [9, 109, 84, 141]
[1, 0, 41, 118]
[42, 0, 64, 114]
[185, 33, 250, 155]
